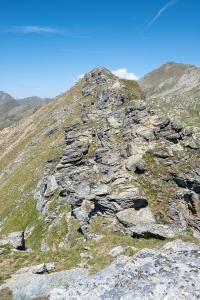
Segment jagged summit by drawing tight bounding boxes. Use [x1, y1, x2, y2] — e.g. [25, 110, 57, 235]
[85, 66, 115, 76]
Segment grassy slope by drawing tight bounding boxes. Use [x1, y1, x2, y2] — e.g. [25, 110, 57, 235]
[139, 62, 200, 125]
[0, 72, 199, 288]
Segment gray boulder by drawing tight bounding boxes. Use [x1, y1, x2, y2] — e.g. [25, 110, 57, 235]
[32, 263, 48, 274]
[0, 231, 25, 250]
[126, 154, 145, 173]
[127, 223, 185, 238]
[162, 239, 199, 251]
[93, 190, 148, 215]
[116, 206, 156, 227]
[52, 240, 200, 300]
[108, 246, 132, 257]
[0, 266, 89, 300]
[184, 138, 199, 149]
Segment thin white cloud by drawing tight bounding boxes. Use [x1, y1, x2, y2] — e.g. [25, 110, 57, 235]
[0, 26, 63, 34]
[20, 84, 31, 88]
[77, 74, 85, 80]
[62, 50, 81, 52]
[145, 0, 177, 30]
[72, 73, 85, 83]
[61, 50, 108, 53]
[112, 69, 138, 80]
[61, 50, 121, 54]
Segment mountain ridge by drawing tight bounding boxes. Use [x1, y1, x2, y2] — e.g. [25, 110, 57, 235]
[0, 91, 44, 131]
[16, 96, 42, 105]
[139, 61, 200, 126]
[0, 65, 200, 299]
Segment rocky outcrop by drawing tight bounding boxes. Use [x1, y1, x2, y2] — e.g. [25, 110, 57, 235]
[0, 231, 25, 250]
[0, 67, 200, 299]
[168, 168, 200, 237]
[34, 67, 200, 244]
[49, 239, 200, 300]
[0, 264, 89, 300]
[34, 158, 59, 214]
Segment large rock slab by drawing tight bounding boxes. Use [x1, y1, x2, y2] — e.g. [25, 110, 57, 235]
[52, 240, 200, 299]
[127, 223, 185, 238]
[116, 207, 156, 227]
[93, 190, 148, 214]
[0, 231, 25, 250]
[0, 264, 89, 300]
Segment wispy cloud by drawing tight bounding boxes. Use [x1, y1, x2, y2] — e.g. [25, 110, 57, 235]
[0, 26, 63, 34]
[72, 73, 85, 83]
[112, 69, 138, 80]
[145, 0, 177, 30]
[77, 74, 85, 80]
[61, 50, 120, 54]
[20, 84, 31, 88]
[61, 50, 108, 53]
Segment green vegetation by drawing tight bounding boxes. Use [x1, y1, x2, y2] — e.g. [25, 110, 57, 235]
[121, 79, 143, 100]
[0, 233, 199, 286]
[137, 152, 175, 223]
[0, 288, 13, 300]
[0, 67, 200, 292]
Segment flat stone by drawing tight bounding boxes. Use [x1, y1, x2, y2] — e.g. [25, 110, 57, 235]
[162, 239, 199, 251]
[127, 223, 185, 238]
[0, 268, 89, 300]
[108, 246, 129, 257]
[116, 206, 156, 227]
[54, 240, 200, 299]
[91, 185, 111, 196]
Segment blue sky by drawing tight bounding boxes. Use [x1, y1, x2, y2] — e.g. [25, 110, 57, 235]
[0, 0, 200, 99]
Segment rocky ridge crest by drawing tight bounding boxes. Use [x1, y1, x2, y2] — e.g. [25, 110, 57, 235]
[34, 67, 200, 248]
[0, 66, 200, 299]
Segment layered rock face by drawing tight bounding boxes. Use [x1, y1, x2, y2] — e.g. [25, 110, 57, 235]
[35, 67, 200, 245]
[0, 66, 200, 300]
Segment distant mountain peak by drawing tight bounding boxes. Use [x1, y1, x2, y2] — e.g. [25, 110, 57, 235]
[139, 62, 200, 125]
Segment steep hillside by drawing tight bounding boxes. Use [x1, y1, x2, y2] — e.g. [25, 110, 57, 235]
[0, 91, 42, 130]
[0, 91, 20, 117]
[0, 68, 143, 241]
[139, 62, 200, 126]
[0, 67, 199, 293]
[0, 91, 16, 103]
